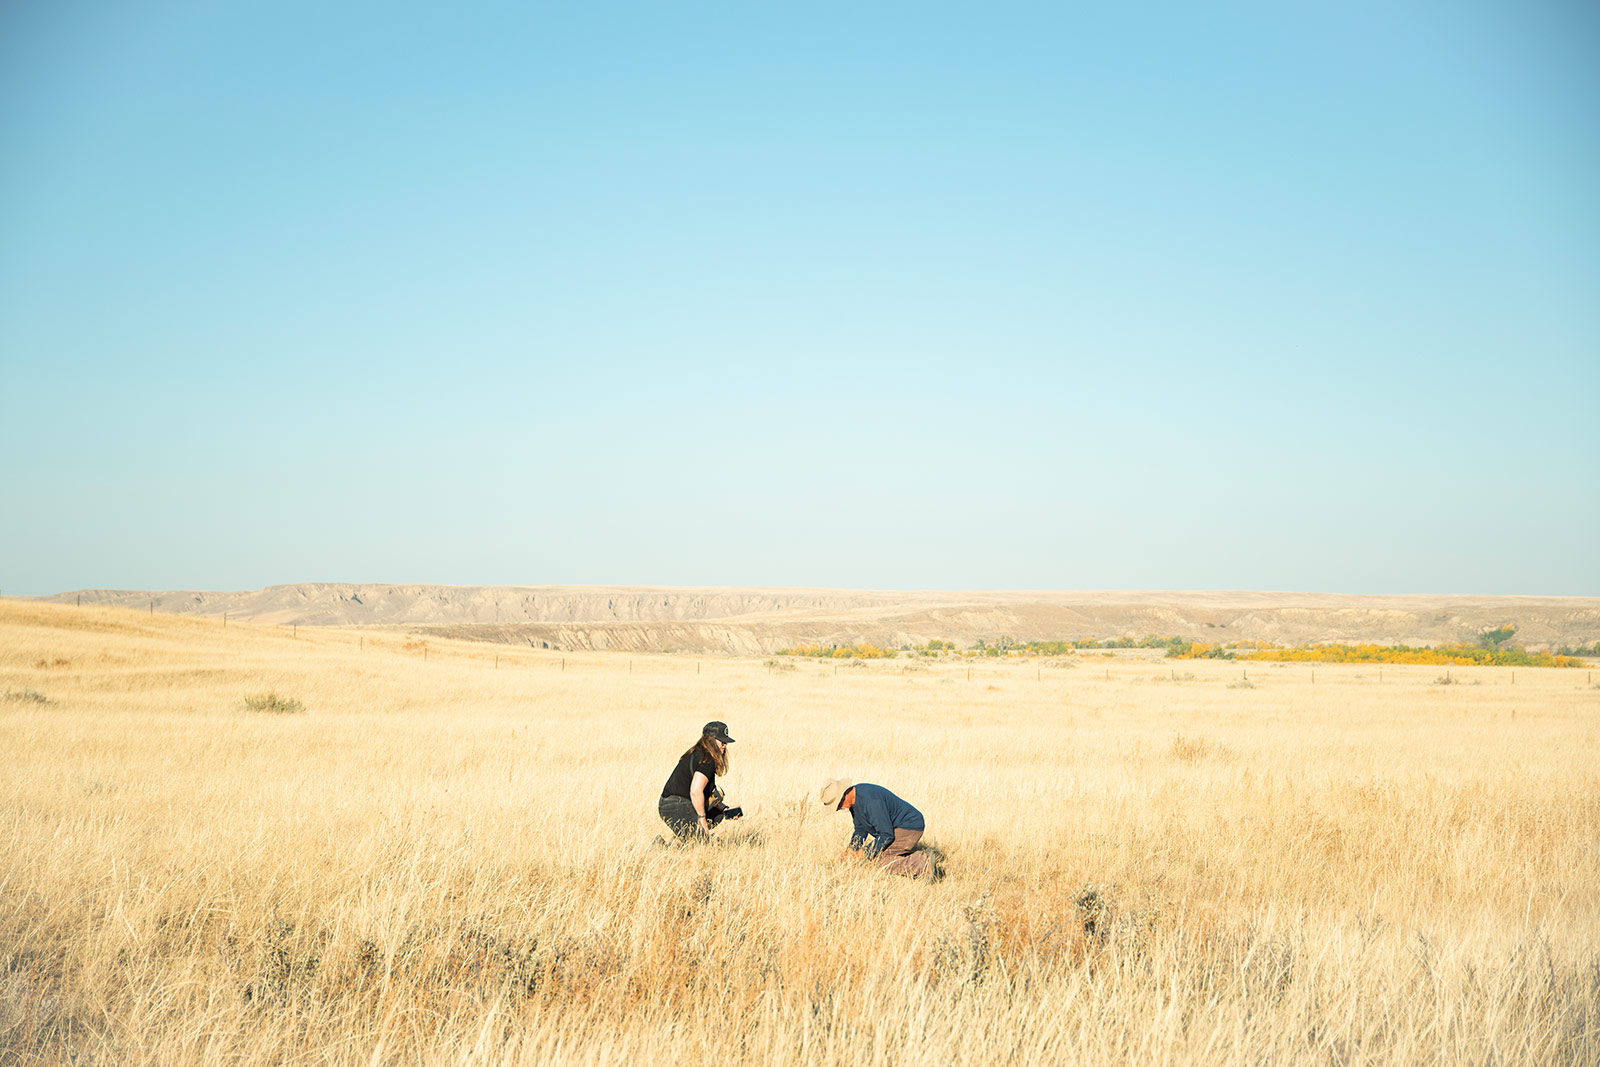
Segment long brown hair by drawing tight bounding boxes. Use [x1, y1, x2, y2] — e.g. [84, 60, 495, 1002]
[683, 733, 729, 776]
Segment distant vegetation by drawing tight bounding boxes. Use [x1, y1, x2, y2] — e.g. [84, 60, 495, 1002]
[1476, 625, 1518, 649]
[1226, 643, 1586, 668]
[969, 635, 1191, 658]
[774, 643, 894, 659]
[778, 629, 1592, 667]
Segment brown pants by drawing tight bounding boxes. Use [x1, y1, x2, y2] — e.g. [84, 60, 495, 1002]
[876, 827, 929, 878]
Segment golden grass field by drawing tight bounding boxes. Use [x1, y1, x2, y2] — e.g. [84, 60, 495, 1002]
[2, 599, 1597, 1065]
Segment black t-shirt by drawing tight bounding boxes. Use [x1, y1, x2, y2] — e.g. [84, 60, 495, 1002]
[661, 748, 717, 800]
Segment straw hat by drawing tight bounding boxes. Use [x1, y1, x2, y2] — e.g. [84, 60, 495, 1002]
[819, 778, 854, 810]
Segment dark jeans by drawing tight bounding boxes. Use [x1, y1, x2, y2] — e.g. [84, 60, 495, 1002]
[658, 795, 727, 839]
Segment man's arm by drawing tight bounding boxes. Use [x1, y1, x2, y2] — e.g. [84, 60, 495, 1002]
[856, 790, 894, 857]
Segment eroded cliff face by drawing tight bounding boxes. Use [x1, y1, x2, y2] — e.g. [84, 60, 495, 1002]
[43, 584, 925, 627]
[36, 584, 1600, 654]
[410, 605, 1600, 656]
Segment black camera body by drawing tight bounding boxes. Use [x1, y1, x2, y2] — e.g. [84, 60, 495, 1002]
[709, 786, 743, 821]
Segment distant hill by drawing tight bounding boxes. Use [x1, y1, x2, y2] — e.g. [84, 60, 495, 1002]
[28, 584, 1600, 655]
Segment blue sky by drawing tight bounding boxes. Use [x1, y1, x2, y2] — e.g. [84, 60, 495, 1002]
[2, 1, 1596, 596]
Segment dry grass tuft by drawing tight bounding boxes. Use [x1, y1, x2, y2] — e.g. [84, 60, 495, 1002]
[1168, 732, 1235, 762]
[241, 691, 305, 714]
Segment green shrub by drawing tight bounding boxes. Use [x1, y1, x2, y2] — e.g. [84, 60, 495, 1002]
[1477, 625, 1517, 650]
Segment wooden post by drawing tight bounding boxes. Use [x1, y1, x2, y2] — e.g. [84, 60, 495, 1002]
[561, 658, 565, 672]
[77, 594, 81, 606]
[223, 612, 227, 628]
[495, 655, 499, 669]
[424, 647, 427, 662]
[359, 636, 363, 650]
[293, 624, 297, 638]
[698, 662, 701, 676]
[150, 600, 154, 615]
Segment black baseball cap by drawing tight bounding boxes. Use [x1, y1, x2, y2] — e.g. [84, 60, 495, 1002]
[703, 721, 735, 744]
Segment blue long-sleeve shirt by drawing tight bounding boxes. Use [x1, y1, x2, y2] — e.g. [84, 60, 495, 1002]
[847, 783, 924, 857]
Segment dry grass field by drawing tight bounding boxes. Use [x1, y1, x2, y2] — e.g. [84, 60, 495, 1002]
[2, 599, 1597, 1066]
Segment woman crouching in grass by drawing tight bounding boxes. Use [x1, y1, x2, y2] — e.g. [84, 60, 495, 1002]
[658, 721, 740, 839]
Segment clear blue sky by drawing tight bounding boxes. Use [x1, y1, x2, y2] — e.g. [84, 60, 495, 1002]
[2, 1, 1596, 596]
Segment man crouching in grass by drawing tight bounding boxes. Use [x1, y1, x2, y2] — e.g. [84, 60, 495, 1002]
[820, 778, 930, 878]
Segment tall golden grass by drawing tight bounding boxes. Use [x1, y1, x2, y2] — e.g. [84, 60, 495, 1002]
[1, 599, 1596, 1065]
